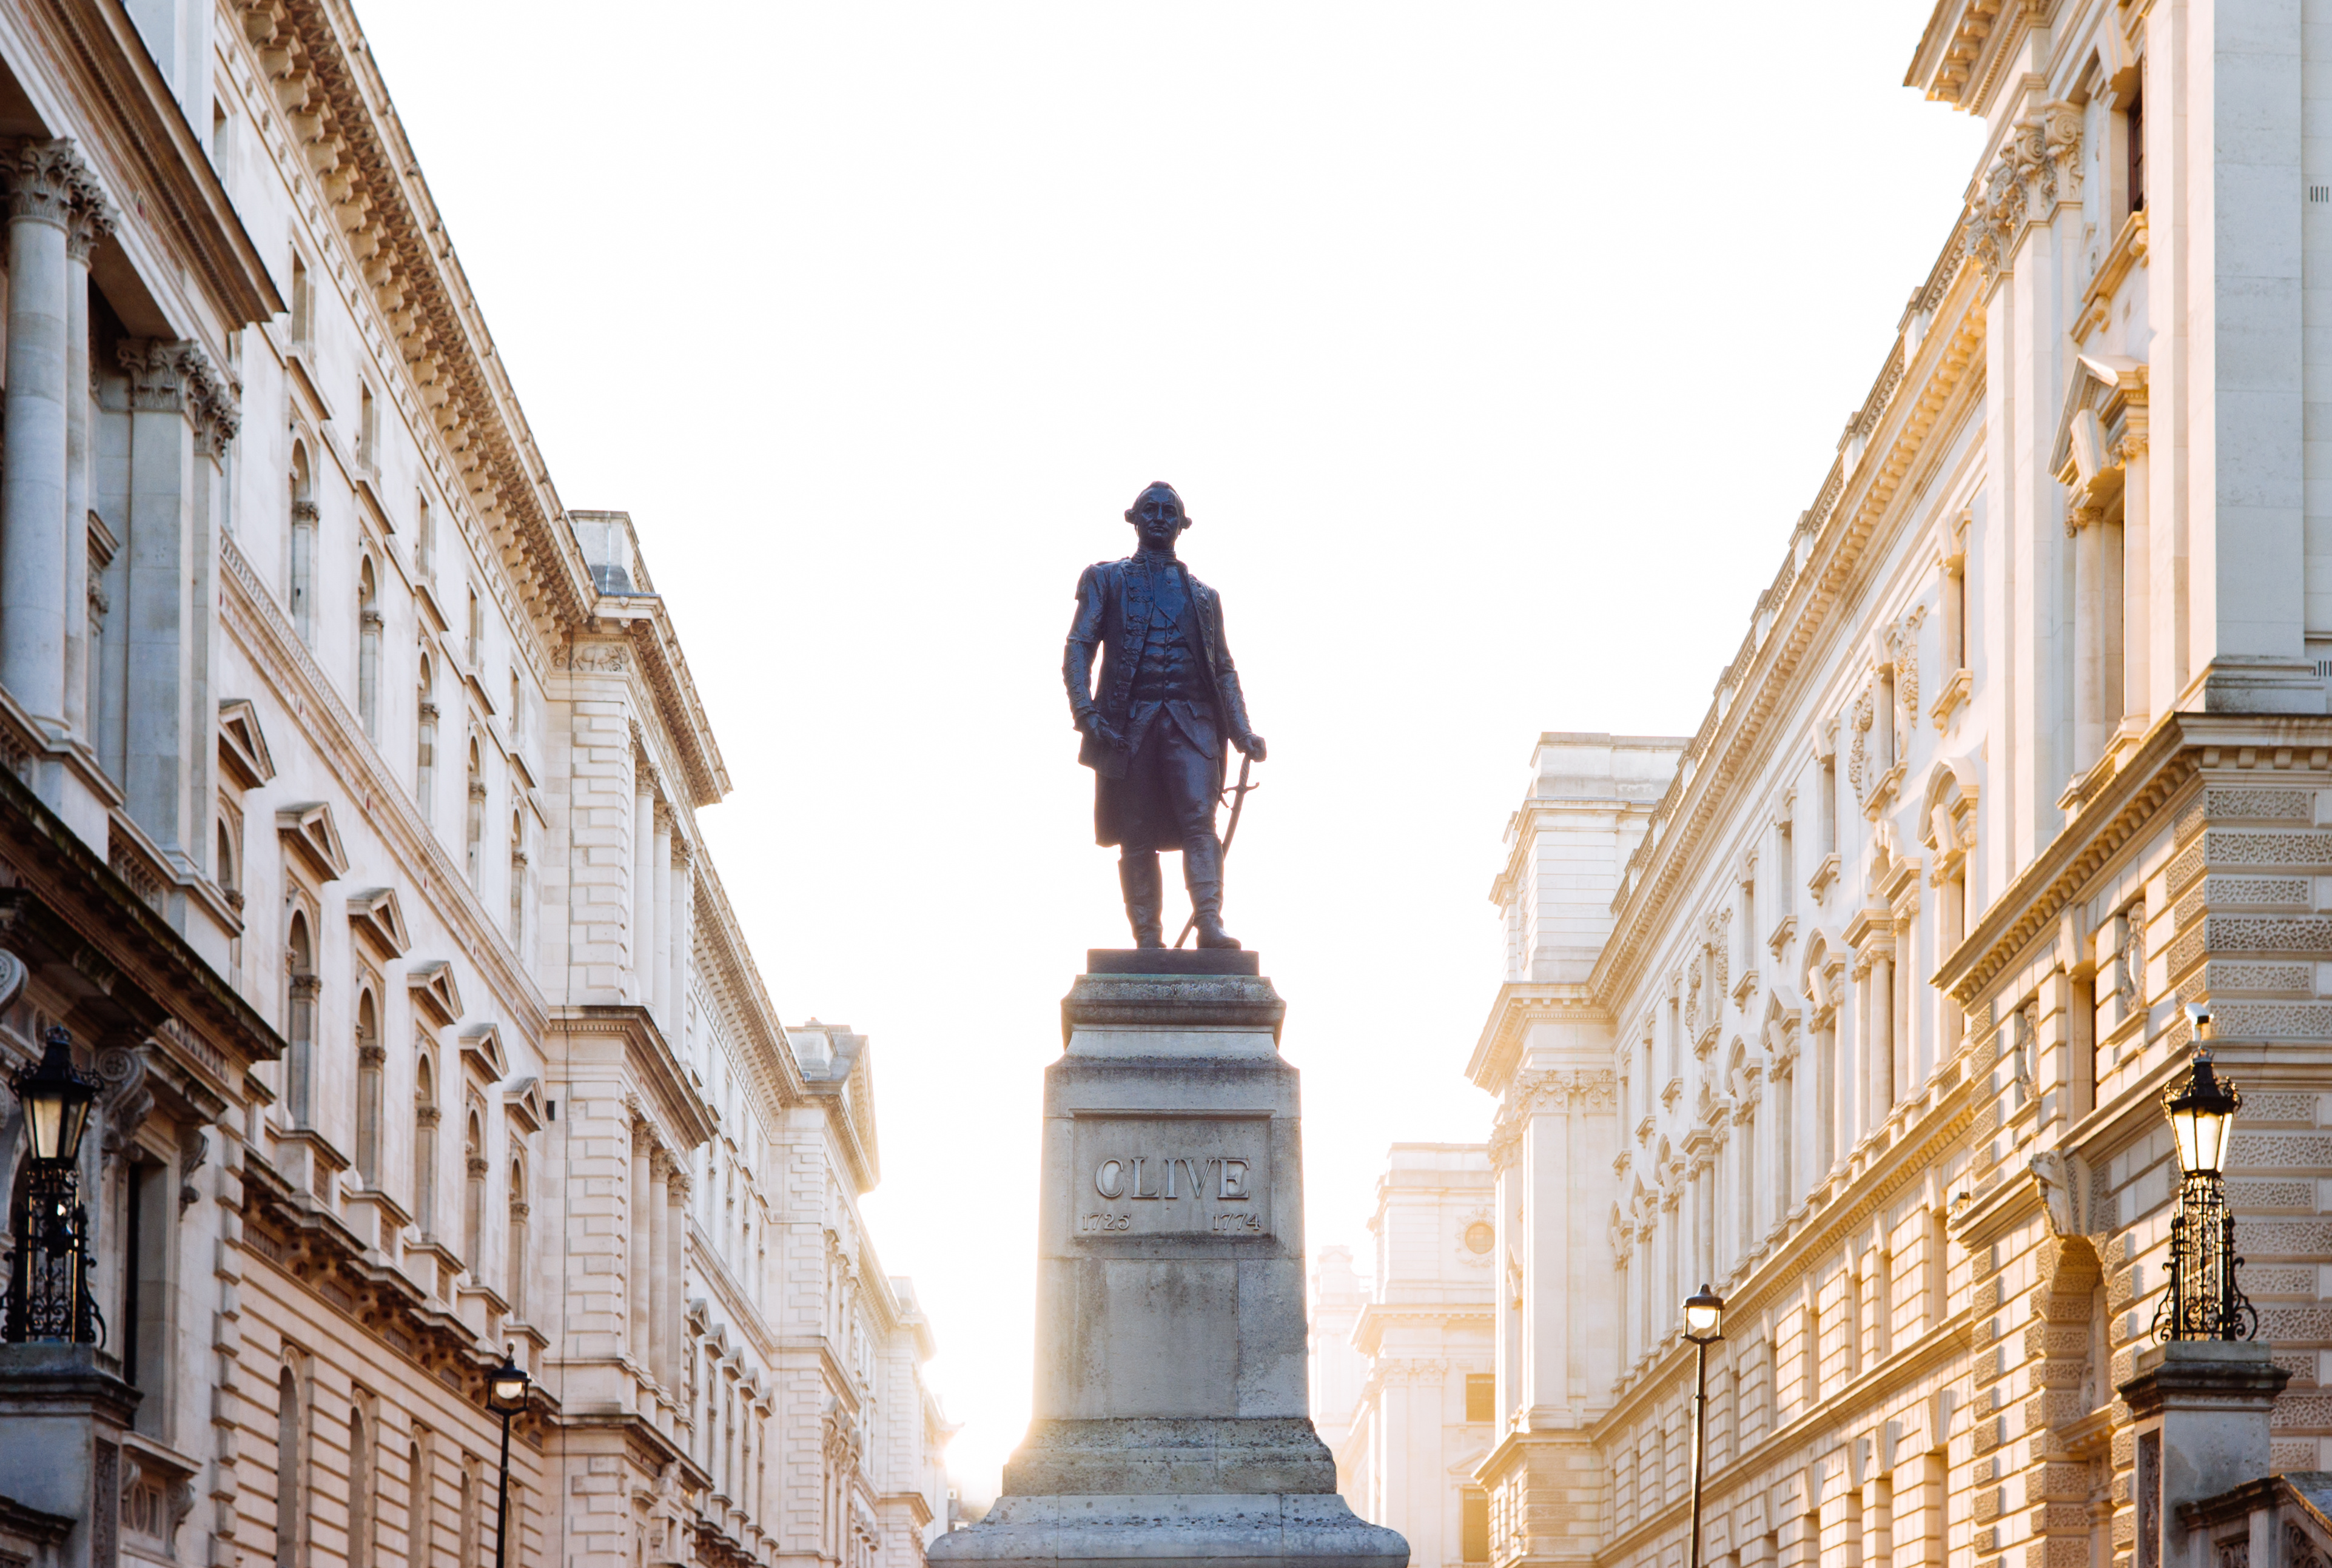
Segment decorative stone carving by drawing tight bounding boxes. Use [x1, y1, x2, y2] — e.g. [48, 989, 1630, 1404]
[7, 138, 81, 227]
[1963, 101, 2083, 285]
[116, 338, 241, 455]
[1849, 683, 1875, 805]
[65, 168, 115, 262]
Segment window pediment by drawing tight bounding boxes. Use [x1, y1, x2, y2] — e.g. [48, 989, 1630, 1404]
[277, 802, 349, 881]
[347, 887, 411, 962]
[408, 960, 465, 1029]
[460, 1022, 508, 1082]
[2049, 352, 2147, 500]
[219, 700, 276, 789]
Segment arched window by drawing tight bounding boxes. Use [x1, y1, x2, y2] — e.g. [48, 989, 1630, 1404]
[354, 991, 383, 1187]
[284, 914, 317, 1126]
[357, 556, 381, 737]
[410, 1436, 432, 1568]
[349, 1402, 373, 1568]
[462, 1109, 485, 1271]
[465, 739, 485, 888]
[508, 805, 526, 949]
[289, 444, 317, 645]
[274, 1367, 302, 1568]
[414, 1054, 440, 1237]
[216, 820, 240, 908]
[416, 654, 438, 825]
[506, 1157, 528, 1321]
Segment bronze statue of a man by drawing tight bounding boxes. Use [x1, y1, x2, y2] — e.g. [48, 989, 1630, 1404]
[1064, 482, 1266, 949]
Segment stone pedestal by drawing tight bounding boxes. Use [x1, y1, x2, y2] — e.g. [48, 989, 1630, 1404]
[2119, 1340, 2291, 1568]
[933, 951, 1406, 1568]
[0, 1343, 142, 1568]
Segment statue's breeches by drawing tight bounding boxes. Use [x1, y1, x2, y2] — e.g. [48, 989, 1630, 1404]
[1096, 722, 1220, 852]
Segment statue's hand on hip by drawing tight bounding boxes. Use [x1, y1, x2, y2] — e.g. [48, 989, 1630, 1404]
[1081, 714, 1126, 753]
[1234, 732, 1267, 762]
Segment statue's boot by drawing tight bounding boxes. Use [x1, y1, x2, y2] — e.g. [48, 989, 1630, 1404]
[1183, 835, 1240, 950]
[1119, 851, 1166, 948]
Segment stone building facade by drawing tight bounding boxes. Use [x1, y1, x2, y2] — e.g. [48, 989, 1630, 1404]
[0, 5, 949, 1568]
[1311, 1146, 1497, 1568]
[1469, 3, 2332, 1568]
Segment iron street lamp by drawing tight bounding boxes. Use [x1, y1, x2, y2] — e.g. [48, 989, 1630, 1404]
[5, 1027, 102, 1343]
[485, 1347, 532, 1568]
[1681, 1284, 1724, 1568]
[2154, 1007, 2257, 1341]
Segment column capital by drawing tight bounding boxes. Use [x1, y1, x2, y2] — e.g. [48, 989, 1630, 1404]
[116, 338, 240, 455]
[8, 138, 82, 229]
[65, 173, 114, 263]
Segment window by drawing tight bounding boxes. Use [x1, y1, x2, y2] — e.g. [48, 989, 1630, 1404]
[1818, 749, 1838, 857]
[411, 1436, 434, 1568]
[416, 491, 435, 583]
[417, 655, 438, 822]
[462, 1109, 485, 1270]
[358, 383, 377, 470]
[508, 806, 526, 948]
[275, 1367, 303, 1568]
[289, 253, 312, 349]
[465, 739, 485, 888]
[349, 1402, 374, 1568]
[1460, 1490, 1490, 1564]
[289, 446, 317, 644]
[414, 1054, 440, 1235]
[121, 1155, 170, 1434]
[2126, 87, 2145, 215]
[1465, 1373, 1496, 1424]
[284, 913, 317, 1126]
[355, 991, 384, 1187]
[465, 586, 482, 669]
[507, 1158, 528, 1321]
[357, 557, 381, 737]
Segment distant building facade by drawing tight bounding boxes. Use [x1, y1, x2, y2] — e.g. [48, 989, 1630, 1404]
[0, 5, 947, 1568]
[1311, 1147, 1496, 1568]
[1470, 4, 2332, 1568]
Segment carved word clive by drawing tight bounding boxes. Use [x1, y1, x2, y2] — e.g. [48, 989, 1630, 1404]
[1092, 1156, 1251, 1202]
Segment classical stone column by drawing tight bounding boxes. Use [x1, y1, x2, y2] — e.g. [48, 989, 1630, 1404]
[668, 840, 692, 1049]
[2119, 424, 2152, 725]
[664, 1167, 689, 1393]
[1868, 947, 1894, 1125]
[646, 1147, 670, 1390]
[651, 806, 674, 1029]
[629, 1120, 652, 1367]
[61, 176, 112, 742]
[2071, 508, 2105, 774]
[632, 770, 657, 1008]
[116, 339, 232, 859]
[0, 141, 79, 729]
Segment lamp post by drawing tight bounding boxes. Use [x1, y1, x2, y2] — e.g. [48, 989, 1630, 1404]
[2154, 1007, 2257, 1342]
[5, 1027, 102, 1343]
[485, 1347, 531, 1568]
[1681, 1284, 1724, 1568]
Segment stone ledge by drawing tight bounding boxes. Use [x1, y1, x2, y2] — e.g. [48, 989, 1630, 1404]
[1003, 1418, 1336, 1497]
[929, 1491, 1407, 1568]
[1062, 974, 1286, 1045]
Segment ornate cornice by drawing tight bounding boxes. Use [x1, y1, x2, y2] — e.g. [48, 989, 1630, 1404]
[12, 0, 280, 324]
[1591, 221, 1984, 1010]
[231, 0, 593, 640]
[1466, 980, 1608, 1093]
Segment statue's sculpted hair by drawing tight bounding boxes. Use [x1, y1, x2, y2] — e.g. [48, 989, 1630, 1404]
[1127, 481, 1188, 523]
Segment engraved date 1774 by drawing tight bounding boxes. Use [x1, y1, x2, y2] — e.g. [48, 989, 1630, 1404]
[1080, 1155, 1258, 1235]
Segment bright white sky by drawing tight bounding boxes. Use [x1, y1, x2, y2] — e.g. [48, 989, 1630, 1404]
[361, 1, 1988, 1499]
